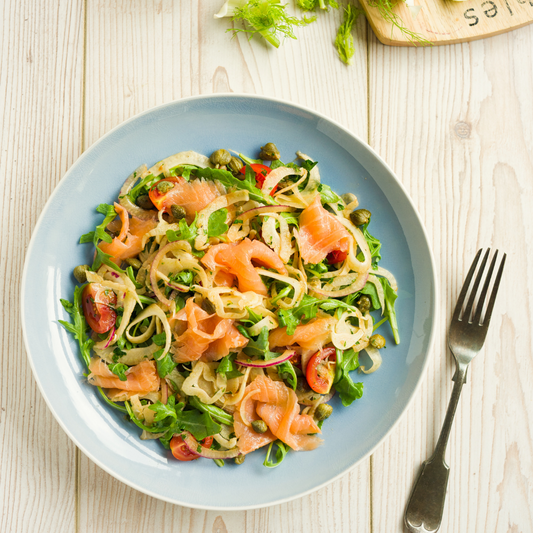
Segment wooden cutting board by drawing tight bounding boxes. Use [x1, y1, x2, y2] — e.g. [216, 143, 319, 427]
[359, 0, 533, 45]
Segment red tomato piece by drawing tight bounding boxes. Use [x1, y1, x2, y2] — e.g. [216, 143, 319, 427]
[326, 250, 348, 264]
[169, 435, 214, 461]
[82, 283, 117, 334]
[306, 347, 336, 394]
[148, 177, 180, 212]
[240, 164, 277, 195]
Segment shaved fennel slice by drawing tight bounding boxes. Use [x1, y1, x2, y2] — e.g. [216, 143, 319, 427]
[255, 268, 305, 309]
[125, 304, 172, 361]
[95, 343, 161, 366]
[360, 345, 382, 374]
[331, 310, 366, 350]
[119, 164, 157, 220]
[181, 362, 227, 404]
[194, 285, 264, 319]
[368, 274, 385, 312]
[375, 266, 398, 292]
[261, 166, 304, 197]
[194, 190, 249, 250]
[148, 150, 213, 177]
[222, 366, 251, 407]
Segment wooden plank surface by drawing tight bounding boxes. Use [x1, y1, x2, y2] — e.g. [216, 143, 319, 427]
[368, 25, 533, 532]
[3, 0, 533, 532]
[0, 1, 85, 532]
[360, 0, 533, 46]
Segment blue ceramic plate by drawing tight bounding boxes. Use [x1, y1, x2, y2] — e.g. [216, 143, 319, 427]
[21, 94, 436, 510]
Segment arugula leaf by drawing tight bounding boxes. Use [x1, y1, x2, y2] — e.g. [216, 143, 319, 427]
[126, 173, 159, 203]
[242, 326, 278, 359]
[79, 203, 117, 246]
[168, 165, 197, 180]
[230, 1, 315, 48]
[239, 307, 263, 326]
[191, 166, 276, 204]
[92, 246, 126, 273]
[109, 363, 128, 381]
[318, 183, 343, 204]
[280, 212, 299, 227]
[207, 208, 229, 237]
[239, 153, 263, 166]
[155, 349, 177, 378]
[277, 361, 297, 390]
[334, 5, 362, 65]
[189, 396, 234, 426]
[216, 353, 244, 380]
[333, 348, 364, 406]
[151, 332, 167, 346]
[277, 294, 321, 335]
[149, 396, 179, 422]
[361, 222, 382, 264]
[169, 270, 194, 287]
[177, 409, 221, 441]
[263, 440, 289, 468]
[380, 277, 399, 344]
[97, 386, 128, 413]
[58, 286, 94, 368]
[166, 216, 199, 247]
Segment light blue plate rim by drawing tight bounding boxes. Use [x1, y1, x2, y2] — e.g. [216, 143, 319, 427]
[21, 93, 438, 510]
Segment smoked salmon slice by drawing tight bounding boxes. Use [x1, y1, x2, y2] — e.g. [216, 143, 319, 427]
[87, 358, 160, 392]
[99, 206, 157, 264]
[269, 317, 336, 353]
[235, 375, 322, 454]
[172, 298, 248, 363]
[201, 238, 287, 296]
[149, 176, 221, 223]
[298, 195, 351, 264]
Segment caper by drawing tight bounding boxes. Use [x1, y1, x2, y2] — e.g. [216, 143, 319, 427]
[315, 403, 333, 421]
[251, 419, 268, 434]
[234, 454, 245, 465]
[349, 209, 371, 226]
[201, 298, 216, 315]
[341, 193, 357, 205]
[125, 257, 142, 270]
[228, 156, 243, 175]
[259, 142, 280, 161]
[135, 194, 155, 210]
[156, 180, 174, 193]
[356, 295, 372, 314]
[210, 149, 232, 166]
[170, 204, 187, 220]
[73, 264, 91, 284]
[370, 334, 386, 349]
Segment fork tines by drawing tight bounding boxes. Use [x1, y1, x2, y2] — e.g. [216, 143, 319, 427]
[452, 248, 506, 326]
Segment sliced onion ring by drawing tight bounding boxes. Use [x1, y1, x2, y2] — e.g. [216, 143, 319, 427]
[236, 349, 294, 368]
[310, 272, 369, 298]
[181, 432, 240, 459]
[119, 164, 157, 220]
[360, 345, 382, 374]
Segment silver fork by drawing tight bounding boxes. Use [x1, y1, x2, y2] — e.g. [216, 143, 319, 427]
[404, 249, 506, 533]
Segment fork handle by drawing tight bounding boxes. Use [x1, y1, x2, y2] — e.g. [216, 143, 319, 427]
[404, 364, 467, 532]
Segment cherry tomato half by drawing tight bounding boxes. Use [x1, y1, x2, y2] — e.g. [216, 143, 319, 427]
[169, 436, 214, 462]
[148, 177, 180, 212]
[240, 164, 277, 195]
[326, 250, 348, 264]
[82, 283, 117, 334]
[306, 347, 336, 394]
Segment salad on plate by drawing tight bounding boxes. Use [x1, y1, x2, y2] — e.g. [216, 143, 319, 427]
[59, 143, 399, 468]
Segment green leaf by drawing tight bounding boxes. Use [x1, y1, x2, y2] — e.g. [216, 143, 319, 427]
[297, 0, 338, 10]
[155, 350, 177, 378]
[189, 396, 234, 426]
[380, 277, 399, 344]
[152, 332, 167, 346]
[334, 5, 362, 65]
[242, 326, 277, 359]
[277, 294, 321, 335]
[191, 166, 276, 204]
[126, 173, 159, 203]
[96, 387, 128, 413]
[318, 183, 343, 204]
[361, 222, 382, 264]
[333, 348, 364, 406]
[280, 212, 299, 227]
[207, 208, 229, 238]
[216, 353, 244, 380]
[166, 216, 198, 246]
[109, 363, 128, 382]
[58, 286, 94, 368]
[277, 361, 297, 390]
[263, 440, 289, 468]
[79, 203, 117, 246]
[178, 409, 221, 441]
[92, 246, 125, 274]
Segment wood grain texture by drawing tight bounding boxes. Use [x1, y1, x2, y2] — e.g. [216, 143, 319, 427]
[79, 2, 371, 532]
[0, 1, 85, 532]
[368, 24, 533, 532]
[360, 0, 533, 46]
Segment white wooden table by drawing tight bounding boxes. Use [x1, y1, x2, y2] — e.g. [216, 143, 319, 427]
[2, 2, 532, 532]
